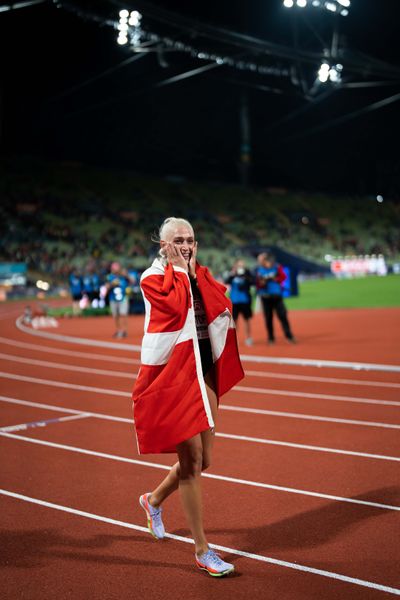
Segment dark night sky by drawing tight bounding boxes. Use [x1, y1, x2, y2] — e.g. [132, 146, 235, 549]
[1, 0, 400, 193]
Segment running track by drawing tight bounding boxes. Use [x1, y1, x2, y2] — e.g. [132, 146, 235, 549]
[1, 302, 400, 599]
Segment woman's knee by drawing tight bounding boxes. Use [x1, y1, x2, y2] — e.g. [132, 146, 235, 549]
[178, 443, 203, 480]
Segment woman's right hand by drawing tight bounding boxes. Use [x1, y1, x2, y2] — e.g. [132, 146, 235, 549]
[164, 242, 188, 271]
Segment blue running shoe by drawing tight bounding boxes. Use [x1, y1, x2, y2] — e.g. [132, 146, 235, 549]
[195, 548, 234, 577]
[139, 493, 165, 539]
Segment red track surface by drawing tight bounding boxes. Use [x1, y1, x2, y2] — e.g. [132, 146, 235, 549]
[1, 302, 400, 599]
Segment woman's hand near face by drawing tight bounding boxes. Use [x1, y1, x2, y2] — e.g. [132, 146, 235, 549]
[188, 241, 198, 278]
[165, 242, 188, 271]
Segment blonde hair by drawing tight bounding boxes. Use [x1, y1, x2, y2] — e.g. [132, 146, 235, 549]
[152, 217, 194, 263]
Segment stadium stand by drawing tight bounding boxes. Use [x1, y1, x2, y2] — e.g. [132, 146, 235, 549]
[1, 157, 399, 283]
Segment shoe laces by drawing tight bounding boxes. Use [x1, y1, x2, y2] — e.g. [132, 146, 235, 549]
[151, 506, 163, 525]
[203, 549, 225, 567]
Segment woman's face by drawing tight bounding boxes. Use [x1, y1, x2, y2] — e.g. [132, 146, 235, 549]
[161, 226, 195, 264]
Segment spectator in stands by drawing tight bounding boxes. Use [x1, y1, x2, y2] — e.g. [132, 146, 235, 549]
[256, 252, 296, 344]
[225, 259, 254, 346]
[68, 269, 83, 316]
[105, 262, 130, 338]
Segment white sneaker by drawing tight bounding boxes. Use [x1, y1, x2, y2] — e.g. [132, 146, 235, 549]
[195, 548, 234, 577]
[139, 493, 165, 539]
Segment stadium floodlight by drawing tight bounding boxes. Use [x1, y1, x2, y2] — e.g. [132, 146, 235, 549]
[117, 8, 143, 48]
[325, 2, 337, 11]
[318, 62, 342, 83]
[282, 0, 351, 16]
[318, 62, 330, 82]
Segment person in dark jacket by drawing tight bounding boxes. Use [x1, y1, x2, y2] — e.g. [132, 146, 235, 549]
[255, 253, 296, 344]
[226, 259, 254, 346]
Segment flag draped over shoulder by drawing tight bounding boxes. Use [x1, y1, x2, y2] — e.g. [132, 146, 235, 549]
[132, 258, 244, 454]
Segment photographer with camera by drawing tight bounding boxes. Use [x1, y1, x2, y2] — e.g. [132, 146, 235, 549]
[226, 259, 254, 346]
[256, 252, 296, 345]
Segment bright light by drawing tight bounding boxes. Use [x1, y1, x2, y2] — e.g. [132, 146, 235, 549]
[318, 62, 342, 83]
[376, 195, 384, 203]
[283, 0, 350, 15]
[329, 68, 340, 82]
[36, 280, 50, 291]
[318, 71, 329, 83]
[116, 8, 143, 48]
[129, 10, 142, 26]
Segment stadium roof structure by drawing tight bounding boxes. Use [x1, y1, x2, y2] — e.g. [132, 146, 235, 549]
[1, 0, 400, 193]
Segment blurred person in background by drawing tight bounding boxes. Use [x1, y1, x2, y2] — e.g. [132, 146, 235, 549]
[225, 259, 254, 345]
[134, 216, 243, 576]
[68, 269, 83, 316]
[106, 262, 130, 338]
[82, 265, 100, 304]
[256, 252, 296, 344]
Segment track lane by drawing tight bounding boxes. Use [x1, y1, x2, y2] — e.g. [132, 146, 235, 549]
[2, 404, 399, 510]
[1, 435, 400, 595]
[3, 494, 397, 600]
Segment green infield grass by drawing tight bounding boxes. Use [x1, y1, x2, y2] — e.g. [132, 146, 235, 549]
[284, 275, 400, 310]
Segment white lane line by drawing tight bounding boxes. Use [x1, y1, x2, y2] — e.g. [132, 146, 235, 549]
[1, 395, 400, 462]
[0, 353, 136, 379]
[0, 371, 129, 397]
[2, 334, 399, 389]
[245, 370, 400, 390]
[15, 316, 141, 351]
[16, 316, 400, 373]
[0, 413, 90, 433]
[1, 372, 400, 430]
[0, 336, 139, 365]
[0, 395, 130, 423]
[2, 432, 400, 512]
[1, 489, 400, 595]
[221, 404, 400, 430]
[240, 353, 400, 373]
[1, 354, 399, 408]
[235, 384, 400, 407]
[217, 431, 400, 463]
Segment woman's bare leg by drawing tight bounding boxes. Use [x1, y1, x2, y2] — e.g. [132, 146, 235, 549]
[177, 435, 209, 555]
[148, 461, 180, 508]
[149, 377, 218, 551]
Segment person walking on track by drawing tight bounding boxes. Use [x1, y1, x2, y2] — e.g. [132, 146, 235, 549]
[256, 252, 296, 344]
[133, 217, 244, 576]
